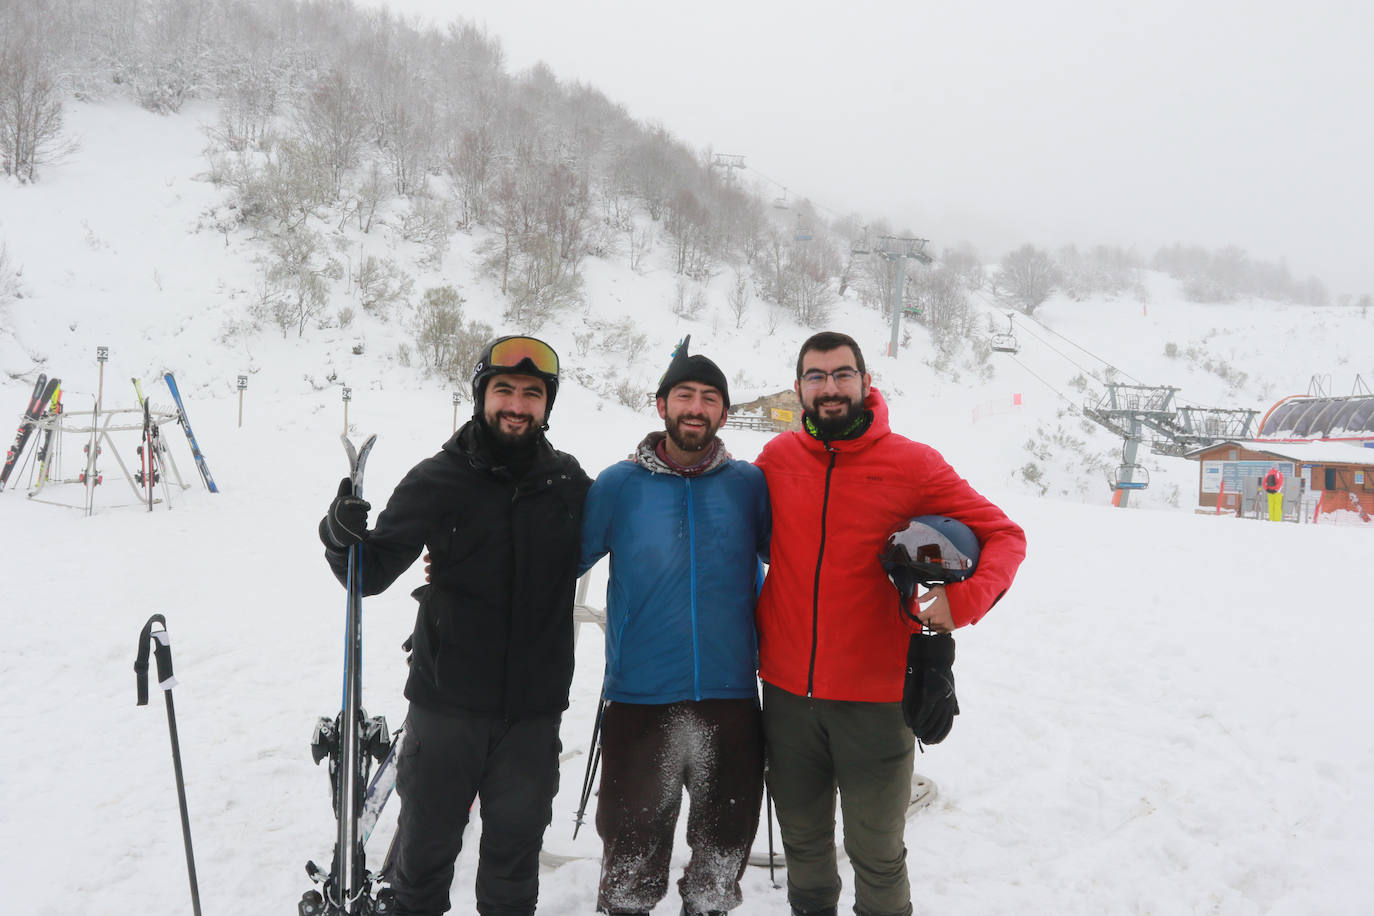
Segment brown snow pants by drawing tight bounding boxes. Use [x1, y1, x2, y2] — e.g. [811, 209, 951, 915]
[595, 698, 764, 914]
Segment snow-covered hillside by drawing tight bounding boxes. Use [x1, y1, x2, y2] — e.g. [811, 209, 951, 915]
[2, 101, 1372, 916]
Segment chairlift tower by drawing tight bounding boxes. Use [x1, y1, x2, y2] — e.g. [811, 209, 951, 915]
[1082, 382, 1259, 506]
[1083, 383, 1179, 508]
[873, 236, 933, 358]
[711, 154, 747, 186]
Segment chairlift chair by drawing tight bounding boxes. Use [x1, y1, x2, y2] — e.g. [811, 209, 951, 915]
[1108, 463, 1150, 490]
[990, 312, 1019, 354]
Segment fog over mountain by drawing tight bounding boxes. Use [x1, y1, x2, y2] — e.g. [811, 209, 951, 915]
[367, 0, 1374, 299]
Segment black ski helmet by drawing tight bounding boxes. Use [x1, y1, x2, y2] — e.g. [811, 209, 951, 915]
[879, 515, 981, 600]
[470, 335, 561, 426]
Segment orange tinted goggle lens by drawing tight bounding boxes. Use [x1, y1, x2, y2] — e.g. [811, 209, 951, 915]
[489, 337, 559, 375]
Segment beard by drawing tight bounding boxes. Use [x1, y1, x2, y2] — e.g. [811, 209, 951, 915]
[665, 410, 721, 454]
[485, 410, 541, 449]
[804, 394, 865, 439]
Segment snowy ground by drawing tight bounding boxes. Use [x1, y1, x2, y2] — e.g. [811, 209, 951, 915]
[3, 101, 1373, 915]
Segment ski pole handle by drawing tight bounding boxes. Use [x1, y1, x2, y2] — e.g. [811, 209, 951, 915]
[135, 613, 177, 706]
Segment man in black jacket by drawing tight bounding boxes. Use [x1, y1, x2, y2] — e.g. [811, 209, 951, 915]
[320, 335, 591, 916]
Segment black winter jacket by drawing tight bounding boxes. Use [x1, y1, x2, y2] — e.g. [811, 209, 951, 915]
[322, 421, 591, 719]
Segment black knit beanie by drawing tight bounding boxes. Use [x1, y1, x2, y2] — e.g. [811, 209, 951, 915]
[655, 335, 729, 409]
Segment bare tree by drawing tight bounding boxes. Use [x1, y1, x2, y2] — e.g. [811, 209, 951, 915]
[628, 224, 653, 272]
[297, 69, 369, 199]
[0, 24, 70, 182]
[910, 266, 971, 333]
[941, 244, 986, 290]
[356, 255, 413, 317]
[213, 60, 281, 151]
[266, 228, 341, 337]
[995, 244, 1060, 315]
[349, 161, 390, 234]
[415, 285, 463, 369]
[727, 270, 750, 328]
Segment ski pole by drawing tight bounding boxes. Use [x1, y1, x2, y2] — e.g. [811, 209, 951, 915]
[573, 696, 606, 839]
[764, 778, 779, 888]
[135, 614, 203, 916]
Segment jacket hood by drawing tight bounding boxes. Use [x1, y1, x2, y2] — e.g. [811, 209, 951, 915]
[632, 430, 732, 476]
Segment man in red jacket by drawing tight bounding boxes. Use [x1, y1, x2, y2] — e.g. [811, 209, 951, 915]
[755, 331, 1027, 916]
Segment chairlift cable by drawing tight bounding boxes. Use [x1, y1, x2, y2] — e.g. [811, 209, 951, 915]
[1007, 354, 1081, 412]
[1011, 321, 1108, 381]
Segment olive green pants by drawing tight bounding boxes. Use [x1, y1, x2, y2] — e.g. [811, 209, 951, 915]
[762, 682, 915, 916]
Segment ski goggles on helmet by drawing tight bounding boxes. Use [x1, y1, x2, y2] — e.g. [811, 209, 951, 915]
[879, 516, 981, 594]
[486, 336, 559, 378]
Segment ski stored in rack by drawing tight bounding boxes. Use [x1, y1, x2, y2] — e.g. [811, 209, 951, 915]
[2, 374, 60, 492]
[30, 383, 64, 495]
[134, 379, 159, 511]
[163, 372, 218, 493]
[301, 433, 396, 916]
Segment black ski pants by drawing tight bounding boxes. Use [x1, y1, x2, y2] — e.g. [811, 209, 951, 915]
[595, 698, 764, 914]
[390, 702, 562, 916]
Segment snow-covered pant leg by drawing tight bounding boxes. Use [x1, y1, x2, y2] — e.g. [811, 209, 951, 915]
[678, 699, 765, 914]
[828, 701, 914, 916]
[761, 683, 843, 914]
[473, 712, 562, 916]
[391, 704, 484, 915]
[390, 704, 561, 916]
[596, 701, 685, 912]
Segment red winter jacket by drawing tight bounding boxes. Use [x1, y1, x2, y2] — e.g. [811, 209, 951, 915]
[754, 387, 1027, 702]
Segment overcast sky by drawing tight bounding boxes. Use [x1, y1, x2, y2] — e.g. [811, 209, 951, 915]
[360, 0, 1374, 298]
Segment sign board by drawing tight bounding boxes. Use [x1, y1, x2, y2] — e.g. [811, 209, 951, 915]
[771, 408, 794, 422]
[1200, 460, 1294, 494]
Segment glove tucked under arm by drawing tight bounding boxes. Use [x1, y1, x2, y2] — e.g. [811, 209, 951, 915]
[902, 632, 960, 745]
[321, 477, 371, 550]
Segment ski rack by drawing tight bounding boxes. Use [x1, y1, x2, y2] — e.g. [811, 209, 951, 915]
[21, 405, 189, 512]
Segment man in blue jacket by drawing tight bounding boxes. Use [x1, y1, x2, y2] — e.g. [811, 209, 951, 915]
[580, 336, 770, 916]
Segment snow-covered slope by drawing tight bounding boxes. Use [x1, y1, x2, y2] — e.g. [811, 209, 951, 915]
[2, 101, 1372, 916]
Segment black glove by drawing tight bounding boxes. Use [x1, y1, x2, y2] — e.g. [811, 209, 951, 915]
[320, 477, 370, 549]
[902, 632, 959, 745]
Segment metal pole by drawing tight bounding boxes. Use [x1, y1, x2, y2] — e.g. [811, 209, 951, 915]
[452, 392, 460, 433]
[888, 257, 908, 358]
[135, 616, 203, 916]
[237, 375, 247, 428]
[342, 387, 351, 437]
[1118, 418, 1143, 509]
[573, 698, 606, 839]
[95, 346, 108, 414]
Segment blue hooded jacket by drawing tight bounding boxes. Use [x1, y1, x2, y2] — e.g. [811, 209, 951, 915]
[579, 432, 770, 704]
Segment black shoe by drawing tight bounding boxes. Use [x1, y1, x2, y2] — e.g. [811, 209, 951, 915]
[792, 908, 838, 916]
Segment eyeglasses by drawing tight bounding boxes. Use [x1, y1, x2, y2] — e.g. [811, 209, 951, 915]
[799, 368, 861, 387]
[488, 336, 559, 377]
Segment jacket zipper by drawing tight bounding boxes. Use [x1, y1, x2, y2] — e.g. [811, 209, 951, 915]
[807, 449, 838, 697]
[686, 477, 701, 700]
